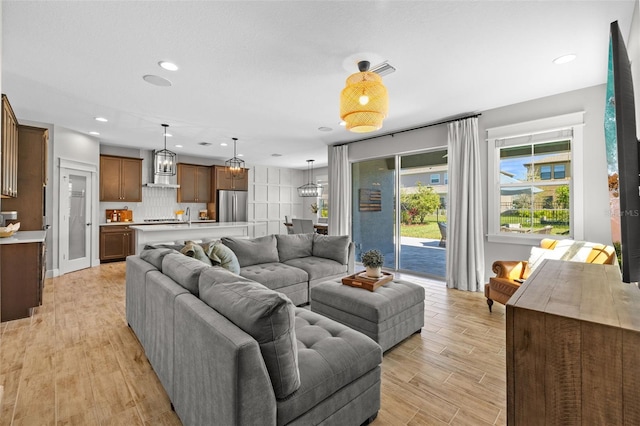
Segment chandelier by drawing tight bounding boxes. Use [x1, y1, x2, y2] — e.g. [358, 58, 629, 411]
[155, 124, 177, 176]
[340, 60, 389, 133]
[225, 137, 245, 179]
[297, 160, 323, 197]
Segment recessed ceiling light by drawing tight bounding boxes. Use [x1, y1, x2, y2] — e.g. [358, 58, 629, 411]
[89, 131, 100, 136]
[143, 74, 172, 87]
[272, 153, 283, 157]
[165, 133, 172, 137]
[220, 143, 228, 147]
[238, 154, 244, 157]
[553, 54, 577, 65]
[339, 121, 346, 126]
[174, 144, 183, 148]
[94, 117, 108, 122]
[318, 126, 333, 132]
[158, 61, 179, 71]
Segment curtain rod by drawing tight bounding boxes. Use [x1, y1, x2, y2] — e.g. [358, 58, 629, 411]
[337, 112, 482, 145]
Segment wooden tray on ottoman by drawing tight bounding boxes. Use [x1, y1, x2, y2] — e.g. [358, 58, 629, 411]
[341, 271, 394, 292]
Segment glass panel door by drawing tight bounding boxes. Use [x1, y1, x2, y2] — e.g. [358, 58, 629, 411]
[60, 168, 92, 273]
[399, 149, 448, 277]
[352, 157, 396, 270]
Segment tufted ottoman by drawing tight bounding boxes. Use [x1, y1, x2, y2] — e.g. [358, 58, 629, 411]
[310, 278, 425, 352]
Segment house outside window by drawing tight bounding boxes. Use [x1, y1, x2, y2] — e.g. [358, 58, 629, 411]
[487, 112, 585, 242]
[430, 174, 440, 184]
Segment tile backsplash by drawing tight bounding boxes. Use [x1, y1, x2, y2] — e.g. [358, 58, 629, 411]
[99, 187, 206, 223]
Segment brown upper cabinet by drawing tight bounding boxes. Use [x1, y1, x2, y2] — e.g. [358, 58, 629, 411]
[213, 165, 248, 191]
[1, 94, 19, 198]
[177, 163, 211, 203]
[100, 155, 142, 202]
[1, 125, 49, 230]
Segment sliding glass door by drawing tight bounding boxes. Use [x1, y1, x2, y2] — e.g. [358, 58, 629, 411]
[352, 149, 447, 278]
[352, 157, 396, 270]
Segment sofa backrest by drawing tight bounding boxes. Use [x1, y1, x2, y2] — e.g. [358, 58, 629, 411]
[221, 235, 279, 267]
[198, 267, 301, 399]
[275, 233, 314, 262]
[162, 253, 211, 296]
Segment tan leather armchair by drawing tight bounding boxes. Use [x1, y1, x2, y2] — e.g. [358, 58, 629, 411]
[485, 238, 617, 312]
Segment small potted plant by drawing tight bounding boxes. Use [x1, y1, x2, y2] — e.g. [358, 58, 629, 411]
[361, 249, 385, 278]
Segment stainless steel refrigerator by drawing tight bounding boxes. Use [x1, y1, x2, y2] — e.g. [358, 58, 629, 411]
[217, 190, 248, 222]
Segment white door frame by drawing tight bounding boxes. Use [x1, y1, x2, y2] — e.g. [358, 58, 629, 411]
[58, 159, 98, 275]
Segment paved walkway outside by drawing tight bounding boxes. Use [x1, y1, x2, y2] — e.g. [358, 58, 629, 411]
[399, 236, 446, 278]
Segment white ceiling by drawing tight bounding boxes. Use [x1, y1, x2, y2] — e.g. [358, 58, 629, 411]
[2, 1, 636, 169]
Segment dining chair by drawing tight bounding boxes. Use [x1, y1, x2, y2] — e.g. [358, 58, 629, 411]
[292, 218, 314, 234]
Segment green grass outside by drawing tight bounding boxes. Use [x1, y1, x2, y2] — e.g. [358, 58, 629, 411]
[400, 223, 442, 239]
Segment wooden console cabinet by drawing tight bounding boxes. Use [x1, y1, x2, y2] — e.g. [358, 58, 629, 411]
[99, 225, 135, 262]
[506, 260, 640, 425]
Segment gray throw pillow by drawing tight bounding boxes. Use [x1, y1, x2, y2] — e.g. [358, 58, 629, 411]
[181, 242, 213, 266]
[205, 241, 240, 275]
[312, 234, 350, 264]
[198, 271, 300, 399]
[275, 233, 314, 262]
[221, 235, 279, 267]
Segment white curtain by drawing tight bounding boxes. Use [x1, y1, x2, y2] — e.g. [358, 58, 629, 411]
[328, 145, 350, 236]
[446, 117, 485, 291]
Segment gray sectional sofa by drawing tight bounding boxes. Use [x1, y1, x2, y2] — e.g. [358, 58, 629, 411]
[125, 234, 381, 426]
[221, 233, 355, 306]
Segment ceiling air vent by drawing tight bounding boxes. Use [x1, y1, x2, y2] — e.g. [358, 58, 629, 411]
[198, 142, 212, 146]
[370, 61, 396, 77]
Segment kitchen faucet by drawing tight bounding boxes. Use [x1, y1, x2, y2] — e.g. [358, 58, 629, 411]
[185, 207, 191, 224]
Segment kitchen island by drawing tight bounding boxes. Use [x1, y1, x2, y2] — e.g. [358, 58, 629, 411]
[129, 222, 251, 254]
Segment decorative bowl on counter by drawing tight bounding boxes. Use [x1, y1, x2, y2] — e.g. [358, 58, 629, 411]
[0, 222, 20, 238]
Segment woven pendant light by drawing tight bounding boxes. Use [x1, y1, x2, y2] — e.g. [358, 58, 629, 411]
[340, 60, 389, 133]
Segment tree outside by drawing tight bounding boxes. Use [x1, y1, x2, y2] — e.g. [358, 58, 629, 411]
[400, 182, 443, 239]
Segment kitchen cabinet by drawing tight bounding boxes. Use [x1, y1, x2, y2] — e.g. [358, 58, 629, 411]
[2, 125, 49, 230]
[213, 165, 248, 191]
[1, 238, 46, 322]
[177, 163, 211, 203]
[1, 94, 19, 198]
[100, 225, 135, 262]
[100, 155, 142, 202]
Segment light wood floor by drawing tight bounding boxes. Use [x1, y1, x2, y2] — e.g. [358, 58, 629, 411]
[0, 263, 507, 425]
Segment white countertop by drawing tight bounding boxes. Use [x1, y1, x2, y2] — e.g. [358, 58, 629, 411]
[0, 230, 47, 244]
[100, 220, 217, 227]
[129, 222, 251, 232]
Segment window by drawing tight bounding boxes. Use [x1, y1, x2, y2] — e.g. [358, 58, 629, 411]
[430, 173, 440, 184]
[487, 112, 585, 242]
[540, 165, 551, 180]
[444, 172, 448, 185]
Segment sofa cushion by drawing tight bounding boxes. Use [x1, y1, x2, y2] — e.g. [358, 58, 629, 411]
[140, 247, 180, 271]
[276, 308, 382, 425]
[162, 253, 211, 296]
[284, 257, 348, 281]
[312, 234, 350, 265]
[181, 241, 213, 266]
[198, 270, 300, 399]
[239, 262, 309, 291]
[222, 235, 279, 267]
[275, 234, 314, 262]
[205, 241, 241, 275]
